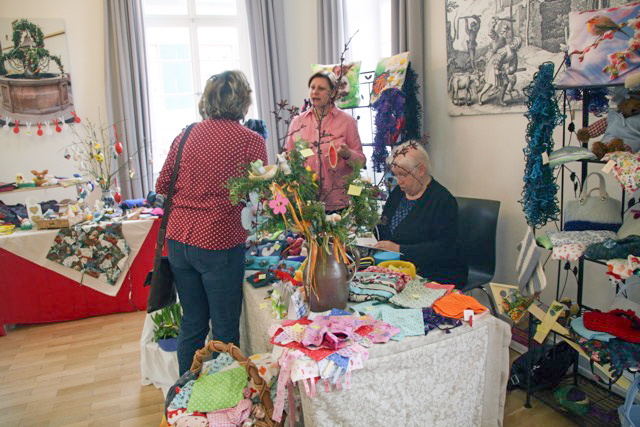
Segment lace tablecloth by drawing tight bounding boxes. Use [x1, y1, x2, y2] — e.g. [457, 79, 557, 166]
[239, 283, 511, 427]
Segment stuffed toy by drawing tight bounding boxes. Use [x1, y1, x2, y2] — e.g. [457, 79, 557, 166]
[31, 169, 48, 187]
[576, 97, 640, 159]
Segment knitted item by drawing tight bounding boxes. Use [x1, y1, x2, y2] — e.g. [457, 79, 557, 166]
[583, 309, 640, 343]
[432, 293, 487, 319]
[584, 236, 640, 260]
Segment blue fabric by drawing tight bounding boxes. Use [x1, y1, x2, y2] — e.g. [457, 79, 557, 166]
[168, 240, 245, 375]
[563, 220, 621, 232]
[380, 306, 425, 337]
[389, 196, 416, 234]
[571, 316, 615, 342]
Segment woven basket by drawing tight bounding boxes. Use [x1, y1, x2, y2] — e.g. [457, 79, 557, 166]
[190, 341, 280, 427]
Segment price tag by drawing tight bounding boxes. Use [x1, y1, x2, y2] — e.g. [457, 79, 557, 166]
[273, 243, 281, 250]
[300, 148, 314, 158]
[260, 302, 268, 309]
[541, 152, 549, 165]
[347, 184, 362, 196]
[602, 159, 615, 174]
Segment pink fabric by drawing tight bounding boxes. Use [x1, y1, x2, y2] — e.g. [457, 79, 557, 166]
[302, 315, 356, 349]
[156, 119, 268, 250]
[285, 107, 365, 211]
[206, 398, 252, 427]
[423, 281, 455, 295]
[364, 266, 412, 290]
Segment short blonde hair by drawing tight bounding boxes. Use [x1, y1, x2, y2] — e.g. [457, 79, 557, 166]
[199, 70, 252, 120]
[387, 141, 431, 174]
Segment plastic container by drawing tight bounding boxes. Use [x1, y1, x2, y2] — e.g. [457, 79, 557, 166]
[619, 374, 640, 426]
[373, 251, 401, 264]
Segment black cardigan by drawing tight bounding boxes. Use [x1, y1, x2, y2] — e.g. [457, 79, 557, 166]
[378, 179, 468, 286]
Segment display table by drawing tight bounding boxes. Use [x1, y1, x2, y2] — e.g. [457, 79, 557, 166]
[0, 219, 160, 335]
[239, 283, 511, 427]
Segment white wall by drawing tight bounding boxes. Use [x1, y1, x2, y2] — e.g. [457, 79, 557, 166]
[0, 0, 105, 205]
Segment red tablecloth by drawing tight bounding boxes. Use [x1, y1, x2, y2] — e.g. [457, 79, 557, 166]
[0, 219, 161, 336]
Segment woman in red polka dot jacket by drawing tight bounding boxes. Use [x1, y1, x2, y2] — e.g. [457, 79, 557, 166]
[156, 70, 268, 375]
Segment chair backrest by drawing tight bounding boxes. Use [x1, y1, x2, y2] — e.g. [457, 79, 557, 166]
[456, 197, 500, 277]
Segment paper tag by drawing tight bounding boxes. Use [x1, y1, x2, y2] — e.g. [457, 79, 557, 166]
[463, 310, 474, 322]
[260, 302, 268, 309]
[273, 243, 281, 250]
[541, 152, 549, 165]
[602, 159, 615, 174]
[300, 148, 314, 158]
[347, 185, 362, 196]
[258, 274, 266, 280]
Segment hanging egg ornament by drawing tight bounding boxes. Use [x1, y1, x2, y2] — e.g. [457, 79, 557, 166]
[54, 120, 61, 133]
[114, 192, 122, 203]
[25, 123, 33, 137]
[115, 141, 123, 155]
[94, 143, 101, 150]
[45, 122, 53, 135]
[61, 119, 69, 132]
[36, 123, 43, 136]
[64, 148, 70, 160]
[13, 120, 20, 134]
[95, 152, 104, 163]
[116, 186, 121, 193]
[129, 169, 135, 179]
[2, 120, 10, 132]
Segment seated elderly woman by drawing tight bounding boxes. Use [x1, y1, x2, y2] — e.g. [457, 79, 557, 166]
[374, 141, 468, 286]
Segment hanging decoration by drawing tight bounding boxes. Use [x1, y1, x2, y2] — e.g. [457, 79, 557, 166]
[401, 62, 422, 141]
[519, 62, 564, 229]
[565, 88, 609, 117]
[371, 88, 405, 172]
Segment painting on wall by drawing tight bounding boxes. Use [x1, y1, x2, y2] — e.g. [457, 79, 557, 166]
[445, 0, 631, 116]
[0, 18, 75, 133]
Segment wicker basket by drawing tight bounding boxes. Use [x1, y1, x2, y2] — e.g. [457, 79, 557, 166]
[189, 341, 281, 427]
[34, 215, 84, 229]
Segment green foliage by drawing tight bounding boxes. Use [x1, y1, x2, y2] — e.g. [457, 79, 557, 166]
[151, 304, 182, 342]
[0, 19, 64, 77]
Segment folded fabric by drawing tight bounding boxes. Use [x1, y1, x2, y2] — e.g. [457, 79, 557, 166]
[548, 146, 596, 168]
[206, 398, 252, 427]
[432, 293, 488, 319]
[363, 265, 411, 290]
[547, 230, 616, 247]
[175, 414, 208, 427]
[583, 309, 640, 343]
[516, 228, 545, 296]
[422, 307, 463, 334]
[584, 236, 640, 260]
[551, 243, 587, 261]
[423, 281, 455, 295]
[348, 271, 400, 302]
[187, 366, 248, 413]
[602, 152, 640, 194]
[379, 306, 425, 337]
[606, 255, 640, 283]
[570, 316, 615, 342]
[389, 279, 447, 308]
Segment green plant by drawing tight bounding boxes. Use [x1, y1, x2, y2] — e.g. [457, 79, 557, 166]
[0, 19, 64, 77]
[151, 304, 182, 342]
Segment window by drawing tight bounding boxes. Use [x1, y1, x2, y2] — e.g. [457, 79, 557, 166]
[344, 0, 391, 184]
[142, 0, 255, 182]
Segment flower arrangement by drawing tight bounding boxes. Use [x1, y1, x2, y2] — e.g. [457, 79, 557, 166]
[0, 19, 64, 77]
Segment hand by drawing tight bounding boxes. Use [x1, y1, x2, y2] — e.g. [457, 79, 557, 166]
[373, 240, 400, 253]
[337, 144, 351, 159]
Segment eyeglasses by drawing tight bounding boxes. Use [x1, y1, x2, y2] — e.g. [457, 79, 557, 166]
[392, 164, 419, 179]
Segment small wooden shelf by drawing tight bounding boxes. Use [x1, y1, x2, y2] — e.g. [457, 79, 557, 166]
[3, 182, 81, 194]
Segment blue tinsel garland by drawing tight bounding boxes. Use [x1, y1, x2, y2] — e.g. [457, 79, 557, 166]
[520, 62, 564, 229]
[371, 88, 406, 172]
[565, 88, 609, 117]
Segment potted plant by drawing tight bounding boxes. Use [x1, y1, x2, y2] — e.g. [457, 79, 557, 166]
[0, 18, 69, 115]
[151, 303, 182, 352]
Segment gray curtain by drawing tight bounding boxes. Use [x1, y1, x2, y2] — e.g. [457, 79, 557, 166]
[317, 0, 347, 64]
[104, 0, 153, 199]
[391, 0, 425, 128]
[245, 0, 290, 163]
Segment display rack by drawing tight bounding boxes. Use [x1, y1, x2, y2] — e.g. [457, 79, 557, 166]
[523, 88, 633, 425]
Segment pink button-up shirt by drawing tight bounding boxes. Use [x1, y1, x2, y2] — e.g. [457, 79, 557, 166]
[285, 107, 365, 211]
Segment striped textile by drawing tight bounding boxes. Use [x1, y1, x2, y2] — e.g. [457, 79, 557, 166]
[516, 228, 547, 296]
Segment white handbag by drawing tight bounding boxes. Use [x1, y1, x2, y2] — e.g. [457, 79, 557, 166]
[564, 172, 622, 232]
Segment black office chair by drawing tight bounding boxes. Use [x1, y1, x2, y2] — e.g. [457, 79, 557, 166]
[455, 197, 500, 314]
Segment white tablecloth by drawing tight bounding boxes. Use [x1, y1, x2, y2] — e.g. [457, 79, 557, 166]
[0, 219, 154, 296]
[239, 283, 511, 427]
[140, 312, 180, 397]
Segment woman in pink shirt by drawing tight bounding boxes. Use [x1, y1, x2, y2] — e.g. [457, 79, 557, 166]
[156, 70, 267, 374]
[285, 71, 365, 212]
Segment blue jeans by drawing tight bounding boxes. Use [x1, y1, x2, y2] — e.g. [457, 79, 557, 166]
[167, 240, 245, 375]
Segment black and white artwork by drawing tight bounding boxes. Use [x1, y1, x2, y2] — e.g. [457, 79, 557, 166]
[445, 0, 628, 116]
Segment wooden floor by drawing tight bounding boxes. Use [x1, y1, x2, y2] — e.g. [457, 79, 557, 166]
[0, 311, 576, 427]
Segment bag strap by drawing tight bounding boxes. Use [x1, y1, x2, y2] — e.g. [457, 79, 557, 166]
[151, 123, 196, 278]
[579, 172, 608, 202]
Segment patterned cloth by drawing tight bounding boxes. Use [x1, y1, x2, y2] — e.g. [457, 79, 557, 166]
[389, 279, 447, 308]
[422, 307, 463, 334]
[201, 353, 235, 376]
[389, 196, 417, 234]
[187, 366, 248, 413]
[349, 271, 403, 302]
[606, 255, 640, 284]
[546, 230, 616, 247]
[363, 266, 412, 291]
[551, 243, 588, 261]
[206, 398, 252, 427]
[380, 306, 425, 338]
[573, 334, 640, 379]
[156, 119, 268, 250]
[602, 152, 640, 194]
[46, 222, 130, 285]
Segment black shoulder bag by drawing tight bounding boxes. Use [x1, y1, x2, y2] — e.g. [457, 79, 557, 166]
[145, 123, 195, 313]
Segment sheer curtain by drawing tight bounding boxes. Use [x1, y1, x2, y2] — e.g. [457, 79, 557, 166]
[317, 0, 348, 64]
[104, 0, 153, 198]
[245, 0, 290, 162]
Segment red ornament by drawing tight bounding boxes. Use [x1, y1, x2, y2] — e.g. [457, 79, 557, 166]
[13, 120, 20, 134]
[37, 123, 43, 136]
[71, 111, 81, 123]
[114, 192, 122, 203]
[115, 141, 123, 155]
[54, 119, 61, 133]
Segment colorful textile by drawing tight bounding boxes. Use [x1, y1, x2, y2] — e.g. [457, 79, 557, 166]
[422, 307, 463, 334]
[389, 279, 446, 309]
[225, 353, 280, 399]
[156, 119, 267, 250]
[547, 230, 616, 246]
[423, 281, 455, 295]
[583, 309, 640, 343]
[311, 61, 362, 108]
[363, 266, 411, 290]
[46, 222, 130, 285]
[606, 255, 640, 284]
[574, 335, 640, 379]
[380, 306, 425, 337]
[302, 315, 355, 350]
[432, 293, 487, 319]
[349, 271, 402, 302]
[571, 316, 615, 342]
[370, 51, 409, 104]
[187, 366, 248, 413]
[167, 380, 197, 425]
[551, 243, 588, 261]
[175, 414, 208, 427]
[201, 353, 235, 376]
[603, 152, 640, 194]
[206, 398, 252, 427]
